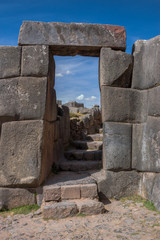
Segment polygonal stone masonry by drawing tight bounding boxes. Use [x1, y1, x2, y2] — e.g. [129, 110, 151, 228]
[132, 35, 160, 89]
[103, 122, 132, 170]
[0, 46, 21, 79]
[148, 86, 160, 117]
[132, 116, 160, 172]
[101, 86, 148, 123]
[99, 48, 133, 88]
[21, 45, 51, 77]
[0, 120, 55, 187]
[0, 188, 36, 210]
[0, 77, 57, 121]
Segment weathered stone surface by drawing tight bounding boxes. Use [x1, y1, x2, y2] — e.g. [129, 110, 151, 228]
[22, 45, 50, 76]
[18, 21, 126, 55]
[76, 199, 106, 215]
[43, 201, 78, 219]
[94, 170, 140, 199]
[0, 77, 57, 121]
[99, 48, 133, 88]
[0, 46, 21, 79]
[132, 36, 160, 89]
[44, 186, 61, 202]
[139, 173, 160, 211]
[148, 86, 160, 117]
[103, 122, 132, 170]
[101, 86, 148, 123]
[132, 117, 160, 172]
[0, 188, 35, 210]
[44, 171, 95, 186]
[0, 120, 55, 187]
[59, 160, 102, 172]
[61, 185, 81, 200]
[81, 184, 98, 199]
[0, 78, 18, 121]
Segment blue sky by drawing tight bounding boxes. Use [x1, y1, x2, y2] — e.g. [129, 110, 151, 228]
[0, 0, 159, 107]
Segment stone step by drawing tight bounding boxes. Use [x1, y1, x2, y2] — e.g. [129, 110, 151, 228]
[43, 201, 78, 219]
[59, 160, 102, 171]
[99, 128, 103, 134]
[43, 183, 98, 202]
[75, 199, 106, 216]
[42, 199, 106, 219]
[86, 133, 103, 141]
[64, 149, 102, 161]
[72, 140, 102, 150]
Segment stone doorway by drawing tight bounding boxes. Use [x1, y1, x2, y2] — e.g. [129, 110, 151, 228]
[0, 21, 127, 188]
[1, 21, 160, 214]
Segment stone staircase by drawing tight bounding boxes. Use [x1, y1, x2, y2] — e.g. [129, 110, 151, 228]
[40, 128, 105, 219]
[59, 130, 103, 172]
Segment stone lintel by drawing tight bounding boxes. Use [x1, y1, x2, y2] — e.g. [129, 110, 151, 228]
[18, 21, 126, 55]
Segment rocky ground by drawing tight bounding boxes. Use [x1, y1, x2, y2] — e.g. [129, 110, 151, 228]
[0, 199, 160, 240]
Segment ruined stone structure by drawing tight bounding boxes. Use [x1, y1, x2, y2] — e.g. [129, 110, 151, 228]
[0, 21, 159, 215]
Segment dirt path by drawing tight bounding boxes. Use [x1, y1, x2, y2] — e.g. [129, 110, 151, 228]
[0, 199, 160, 240]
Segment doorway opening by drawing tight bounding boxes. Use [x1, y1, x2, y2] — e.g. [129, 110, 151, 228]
[54, 55, 103, 172]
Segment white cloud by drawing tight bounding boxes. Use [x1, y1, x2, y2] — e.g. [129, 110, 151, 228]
[85, 96, 97, 101]
[66, 70, 71, 75]
[56, 73, 63, 77]
[91, 96, 97, 100]
[77, 94, 84, 100]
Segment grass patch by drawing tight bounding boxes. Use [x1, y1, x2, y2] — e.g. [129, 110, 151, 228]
[69, 112, 84, 119]
[0, 204, 40, 216]
[151, 223, 160, 227]
[143, 200, 157, 211]
[120, 195, 159, 212]
[76, 213, 86, 217]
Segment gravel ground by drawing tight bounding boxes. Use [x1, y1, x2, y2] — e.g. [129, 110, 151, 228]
[0, 199, 160, 240]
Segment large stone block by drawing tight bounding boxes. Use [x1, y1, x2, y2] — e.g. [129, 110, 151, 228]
[139, 173, 160, 211]
[103, 122, 132, 170]
[0, 120, 55, 187]
[132, 117, 160, 172]
[21, 45, 55, 78]
[148, 86, 160, 117]
[18, 21, 126, 55]
[132, 36, 160, 89]
[0, 46, 21, 79]
[0, 78, 18, 121]
[0, 188, 35, 210]
[101, 86, 148, 123]
[92, 170, 140, 199]
[0, 77, 57, 121]
[99, 48, 133, 88]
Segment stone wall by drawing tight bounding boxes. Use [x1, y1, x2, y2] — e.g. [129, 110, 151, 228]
[0, 45, 59, 188]
[0, 21, 159, 210]
[70, 105, 102, 140]
[100, 35, 160, 209]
